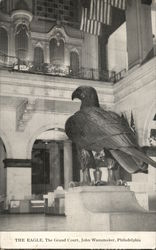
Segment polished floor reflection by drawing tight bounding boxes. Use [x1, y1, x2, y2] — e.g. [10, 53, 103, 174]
[0, 214, 68, 231]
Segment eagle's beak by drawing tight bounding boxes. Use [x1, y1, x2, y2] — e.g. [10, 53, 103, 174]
[72, 88, 83, 100]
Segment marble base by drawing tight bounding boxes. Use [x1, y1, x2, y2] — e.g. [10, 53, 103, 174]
[65, 186, 156, 231]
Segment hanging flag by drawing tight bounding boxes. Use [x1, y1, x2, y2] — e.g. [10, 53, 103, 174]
[80, 0, 126, 36]
[80, 6, 101, 36]
[89, 0, 112, 25]
[130, 111, 136, 134]
[110, 0, 126, 10]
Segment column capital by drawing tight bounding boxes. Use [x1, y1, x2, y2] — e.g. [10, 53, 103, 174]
[64, 139, 72, 145]
[3, 159, 31, 168]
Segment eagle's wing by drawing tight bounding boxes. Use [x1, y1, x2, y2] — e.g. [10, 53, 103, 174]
[65, 107, 136, 151]
[65, 107, 156, 171]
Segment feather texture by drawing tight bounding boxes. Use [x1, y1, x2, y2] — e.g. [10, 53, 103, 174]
[65, 87, 156, 173]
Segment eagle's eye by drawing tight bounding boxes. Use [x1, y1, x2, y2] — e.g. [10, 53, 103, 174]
[81, 92, 85, 99]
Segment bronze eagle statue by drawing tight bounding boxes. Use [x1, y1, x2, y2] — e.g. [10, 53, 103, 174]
[65, 86, 156, 183]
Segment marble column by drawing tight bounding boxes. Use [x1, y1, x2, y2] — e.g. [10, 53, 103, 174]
[82, 34, 99, 78]
[44, 41, 50, 63]
[28, 36, 33, 62]
[64, 140, 73, 189]
[64, 46, 70, 67]
[3, 159, 32, 202]
[126, 0, 153, 69]
[49, 142, 61, 190]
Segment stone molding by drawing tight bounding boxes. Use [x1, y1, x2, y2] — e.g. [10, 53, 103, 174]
[114, 57, 156, 102]
[0, 70, 114, 106]
[16, 99, 36, 131]
[3, 159, 31, 168]
[31, 25, 83, 46]
[11, 10, 33, 23]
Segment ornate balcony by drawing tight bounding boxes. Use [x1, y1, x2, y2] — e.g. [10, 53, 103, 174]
[0, 51, 126, 83]
[0, 51, 18, 68]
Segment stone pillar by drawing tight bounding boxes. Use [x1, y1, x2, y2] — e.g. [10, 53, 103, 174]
[98, 30, 109, 72]
[28, 36, 33, 61]
[64, 140, 73, 189]
[148, 159, 156, 210]
[3, 159, 31, 202]
[9, 25, 16, 57]
[82, 34, 99, 79]
[49, 142, 61, 190]
[126, 0, 153, 69]
[64, 46, 70, 67]
[44, 41, 50, 63]
[146, 148, 156, 210]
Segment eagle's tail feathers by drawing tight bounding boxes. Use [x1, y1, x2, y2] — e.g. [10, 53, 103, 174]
[110, 149, 148, 174]
[120, 147, 156, 168]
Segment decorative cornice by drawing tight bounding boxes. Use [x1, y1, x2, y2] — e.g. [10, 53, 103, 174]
[31, 25, 83, 46]
[11, 10, 33, 23]
[31, 40, 44, 48]
[4, 159, 31, 168]
[0, 70, 114, 106]
[16, 99, 36, 131]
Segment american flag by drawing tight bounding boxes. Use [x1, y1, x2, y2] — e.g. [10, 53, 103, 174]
[110, 0, 126, 10]
[89, 0, 112, 25]
[80, 0, 126, 36]
[80, 6, 102, 36]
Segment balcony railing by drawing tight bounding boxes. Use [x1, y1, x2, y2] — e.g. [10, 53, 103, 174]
[0, 51, 126, 83]
[0, 51, 19, 68]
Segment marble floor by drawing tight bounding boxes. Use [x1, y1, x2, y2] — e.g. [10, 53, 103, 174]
[0, 214, 68, 231]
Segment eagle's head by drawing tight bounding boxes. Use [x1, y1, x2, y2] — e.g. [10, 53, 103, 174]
[71, 86, 100, 109]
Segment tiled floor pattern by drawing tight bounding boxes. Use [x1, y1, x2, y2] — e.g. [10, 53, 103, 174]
[0, 214, 68, 231]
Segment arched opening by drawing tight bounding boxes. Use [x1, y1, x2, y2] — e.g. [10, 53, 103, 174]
[0, 137, 7, 212]
[15, 24, 29, 62]
[27, 126, 80, 214]
[31, 128, 68, 196]
[0, 27, 8, 62]
[34, 47, 44, 71]
[49, 38, 64, 65]
[32, 140, 64, 195]
[70, 51, 79, 77]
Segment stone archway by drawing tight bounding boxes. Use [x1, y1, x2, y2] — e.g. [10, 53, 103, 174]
[26, 124, 66, 159]
[29, 126, 73, 196]
[0, 129, 12, 158]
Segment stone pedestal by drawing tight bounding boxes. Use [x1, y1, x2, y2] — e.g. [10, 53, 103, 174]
[64, 141, 73, 189]
[65, 186, 156, 231]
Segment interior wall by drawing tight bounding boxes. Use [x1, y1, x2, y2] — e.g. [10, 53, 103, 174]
[107, 22, 128, 73]
[82, 34, 99, 70]
[113, 57, 156, 210]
